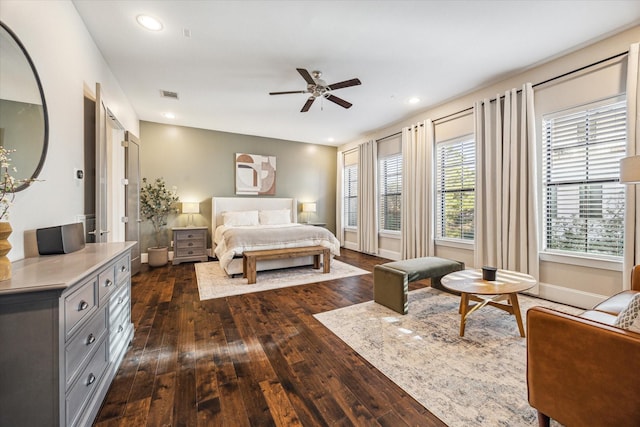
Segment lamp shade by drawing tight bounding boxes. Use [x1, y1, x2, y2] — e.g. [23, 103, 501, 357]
[302, 203, 316, 213]
[620, 155, 640, 183]
[182, 202, 200, 214]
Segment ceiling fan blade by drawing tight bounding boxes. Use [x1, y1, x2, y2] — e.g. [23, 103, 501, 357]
[325, 94, 352, 109]
[301, 97, 315, 112]
[296, 68, 315, 85]
[269, 90, 308, 95]
[327, 78, 361, 91]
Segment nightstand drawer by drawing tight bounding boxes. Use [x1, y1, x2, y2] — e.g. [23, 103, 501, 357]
[176, 239, 205, 250]
[175, 247, 207, 257]
[175, 229, 206, 240]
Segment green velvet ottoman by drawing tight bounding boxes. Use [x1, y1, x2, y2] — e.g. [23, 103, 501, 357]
[373, 257, 465, 314]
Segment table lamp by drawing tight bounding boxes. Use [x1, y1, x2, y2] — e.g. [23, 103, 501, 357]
[302, 202, 316, 224]
[182, 202, 199, 226]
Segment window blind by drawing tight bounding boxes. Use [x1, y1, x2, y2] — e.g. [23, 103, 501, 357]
[344, 164, 358, 227]
[542, 98, 626, 257]
[435, 138, 475, 240]
[378, 153, 402, 231]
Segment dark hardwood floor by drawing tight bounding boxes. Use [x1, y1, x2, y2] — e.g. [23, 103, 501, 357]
[94, 249, 446, 426]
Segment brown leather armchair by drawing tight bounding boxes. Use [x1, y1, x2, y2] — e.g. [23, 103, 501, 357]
[527, 265, 640, 427]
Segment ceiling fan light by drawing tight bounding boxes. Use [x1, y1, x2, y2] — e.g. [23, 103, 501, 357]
[136, 15, 163, 31]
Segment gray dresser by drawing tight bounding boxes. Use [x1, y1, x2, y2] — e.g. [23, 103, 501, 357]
[0, 242, 135, 427]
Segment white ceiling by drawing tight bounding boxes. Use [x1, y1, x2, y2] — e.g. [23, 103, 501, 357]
[72, 0, 640, 146]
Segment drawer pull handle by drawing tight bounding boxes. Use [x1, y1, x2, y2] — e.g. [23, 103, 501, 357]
[86, 334, 96, 345]
[188, 242, 193, 247]
[78, 301, 89, 311]
[188, 234, 193, 238]
[104, 279, 113, 287]
[120, 265, 127, 272]
[188, 251, 193, 255]
[118, 325, 124, 333]
[87, 373, 96, 386]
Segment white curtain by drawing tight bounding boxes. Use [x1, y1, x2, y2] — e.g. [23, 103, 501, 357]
[336, 150, 345, 246]
[401, 120, 435, 259]
[357, 140, 378, 254]
[474, 83, 539, 279]
[624, 42, 640, 289]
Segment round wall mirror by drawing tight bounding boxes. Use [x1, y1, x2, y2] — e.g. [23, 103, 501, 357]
[0, 21, 48, 192]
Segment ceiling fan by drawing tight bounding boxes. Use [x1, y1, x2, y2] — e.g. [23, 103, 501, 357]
[269, 68, 361, 112]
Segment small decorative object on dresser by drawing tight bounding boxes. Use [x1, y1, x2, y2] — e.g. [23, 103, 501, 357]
[172, 226, 208, 265]
[139, 177, 179, 267]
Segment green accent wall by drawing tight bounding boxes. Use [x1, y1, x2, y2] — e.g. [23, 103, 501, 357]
[139, 120, 337, 252]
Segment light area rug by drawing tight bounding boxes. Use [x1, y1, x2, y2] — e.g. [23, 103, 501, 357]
[195, 259, 369, 300]
[314, 287, 582, 427]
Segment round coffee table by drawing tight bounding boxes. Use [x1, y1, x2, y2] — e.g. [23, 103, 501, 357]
[440, 269, 536, 337]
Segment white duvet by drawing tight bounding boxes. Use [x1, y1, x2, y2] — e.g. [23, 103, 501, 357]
[213, 223, 341, 271]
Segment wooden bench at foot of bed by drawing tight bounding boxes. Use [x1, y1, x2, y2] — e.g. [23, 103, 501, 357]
[242, 246, 330, 284]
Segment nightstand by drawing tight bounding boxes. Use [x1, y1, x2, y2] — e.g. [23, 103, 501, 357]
[172, 226, 208, 265]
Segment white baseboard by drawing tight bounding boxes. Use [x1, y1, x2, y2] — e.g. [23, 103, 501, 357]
[525, 281, 607, 310]
[343, 242, 358, 251]
[378, 248, 401, 261]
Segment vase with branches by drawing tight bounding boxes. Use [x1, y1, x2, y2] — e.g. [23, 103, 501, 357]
[140, 178, 179, 266]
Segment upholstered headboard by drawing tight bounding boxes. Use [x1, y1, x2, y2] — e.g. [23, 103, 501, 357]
[211, 197, 298, 229]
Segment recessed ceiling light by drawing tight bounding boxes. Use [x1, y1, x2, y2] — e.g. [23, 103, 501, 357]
[328, 137, 335, 143]
[162, 112, 175, 119]
[136, 15, 163, 31]
[409, 97, 420, 104]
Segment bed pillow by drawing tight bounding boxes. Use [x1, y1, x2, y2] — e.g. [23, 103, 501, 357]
[613, 293, 640, 333]
[259, 209, 291, 225]
[222, 210, 259, 227]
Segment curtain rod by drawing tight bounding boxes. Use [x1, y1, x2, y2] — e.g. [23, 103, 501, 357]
[375, 50, 628, 142]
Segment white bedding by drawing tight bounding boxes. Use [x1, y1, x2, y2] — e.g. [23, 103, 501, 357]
[214, 223, 341, 271]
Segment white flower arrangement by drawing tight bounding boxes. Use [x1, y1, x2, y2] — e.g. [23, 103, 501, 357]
[0, 147, 18, 221]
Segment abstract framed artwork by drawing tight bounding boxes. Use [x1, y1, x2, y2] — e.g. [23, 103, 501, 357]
[235, 153, 277, 195]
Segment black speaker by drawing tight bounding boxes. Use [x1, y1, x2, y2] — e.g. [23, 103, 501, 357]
[36, 223, 86, 255]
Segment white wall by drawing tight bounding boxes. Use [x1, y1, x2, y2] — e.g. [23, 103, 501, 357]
[1, 0, 139, 260]
[339, 26, 640, 307]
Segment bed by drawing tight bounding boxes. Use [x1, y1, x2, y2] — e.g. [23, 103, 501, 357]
[212, 197, 341, 276]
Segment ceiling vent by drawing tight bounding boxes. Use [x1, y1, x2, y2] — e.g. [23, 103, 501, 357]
[160, 90, 179, 100]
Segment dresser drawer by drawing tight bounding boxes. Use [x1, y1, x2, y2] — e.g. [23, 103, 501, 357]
[97, 263, 116, 302]
[66, 339, 109, 427]
[114, 253, 130, 285]
[109, 283, 129, 320]
[64, 277, 98, 338]
[65, 308, 107, 389]
[109, 305, 131, 358]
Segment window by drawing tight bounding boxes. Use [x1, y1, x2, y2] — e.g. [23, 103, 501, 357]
[542, 98, 626, 258]
[435, 137, 475, 240]
[344, 163, 358, 227]
[378, 153, 402, 231]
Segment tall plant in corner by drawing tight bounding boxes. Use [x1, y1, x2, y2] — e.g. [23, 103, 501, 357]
[140, 177, 179, 267]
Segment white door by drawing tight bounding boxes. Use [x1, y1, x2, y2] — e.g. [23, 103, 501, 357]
[94, 82, 125, 243]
